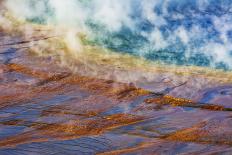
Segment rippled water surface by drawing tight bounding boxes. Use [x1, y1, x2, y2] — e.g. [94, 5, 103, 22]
[1, 1, 232, 155]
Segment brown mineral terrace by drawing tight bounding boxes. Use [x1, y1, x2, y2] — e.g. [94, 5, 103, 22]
[1, 23, 232, 154]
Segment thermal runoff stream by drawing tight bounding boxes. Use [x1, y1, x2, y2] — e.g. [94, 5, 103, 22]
[1, 1, 232, 155]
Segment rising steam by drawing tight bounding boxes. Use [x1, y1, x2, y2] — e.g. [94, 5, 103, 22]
[2, 0, 232, 70]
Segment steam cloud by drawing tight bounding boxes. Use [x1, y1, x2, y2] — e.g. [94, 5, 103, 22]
[2, 0, 232, 70]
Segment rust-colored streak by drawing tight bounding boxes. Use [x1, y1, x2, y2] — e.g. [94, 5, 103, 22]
[0, 114, 144, 148]
[1, 28, 232, 154]
[144, 95, 228, 111]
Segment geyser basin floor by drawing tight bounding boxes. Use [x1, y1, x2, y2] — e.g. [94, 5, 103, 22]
[1, 31, 232, 154]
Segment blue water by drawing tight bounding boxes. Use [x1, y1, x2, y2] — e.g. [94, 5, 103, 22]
[85, 0, 232, 70]
[10, 0, 232, 70]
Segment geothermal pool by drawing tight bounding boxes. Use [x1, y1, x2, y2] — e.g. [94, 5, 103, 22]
[1, 1, 232, 154]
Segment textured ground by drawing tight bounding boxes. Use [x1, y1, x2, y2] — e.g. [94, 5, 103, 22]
[1, 30, 232, 155]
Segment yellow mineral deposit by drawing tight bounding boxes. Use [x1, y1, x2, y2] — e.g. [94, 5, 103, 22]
[1, 3, 232, 155]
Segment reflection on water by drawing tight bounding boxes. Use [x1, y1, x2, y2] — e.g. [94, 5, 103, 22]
[1, 32, 232, 154]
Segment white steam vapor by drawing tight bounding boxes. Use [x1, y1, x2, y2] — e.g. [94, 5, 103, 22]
[2, 0, 232, 70]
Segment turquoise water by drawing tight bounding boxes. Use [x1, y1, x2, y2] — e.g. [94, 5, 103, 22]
[6, 0, 232, 70]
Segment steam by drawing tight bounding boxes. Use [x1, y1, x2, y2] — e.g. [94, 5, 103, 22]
[2, 0, 232, 70]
